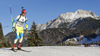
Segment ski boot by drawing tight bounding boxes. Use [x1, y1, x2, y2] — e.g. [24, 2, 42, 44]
[17, 43, 21, 50]
[11, 44, 16, 52]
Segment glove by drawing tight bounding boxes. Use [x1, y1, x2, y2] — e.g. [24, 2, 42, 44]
[26, 28, 28, 33]
[12, 27, 15, 32]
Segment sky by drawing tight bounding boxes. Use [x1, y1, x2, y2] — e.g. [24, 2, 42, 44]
[0, 0, 100, 35]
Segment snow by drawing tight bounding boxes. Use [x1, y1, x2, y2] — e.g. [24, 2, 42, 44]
[0, 46, 100, 56]
[60, 10, 98, 23]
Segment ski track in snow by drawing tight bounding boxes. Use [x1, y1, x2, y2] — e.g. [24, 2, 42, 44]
[0, 46, 100, 56]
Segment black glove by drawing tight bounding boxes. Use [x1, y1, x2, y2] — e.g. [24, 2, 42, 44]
[26, 28, 28, 33]
[12, 27, 15, 32]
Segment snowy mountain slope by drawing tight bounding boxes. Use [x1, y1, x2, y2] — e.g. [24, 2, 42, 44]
[89, 36, 100, 43]
[66, 35, 100, 44]
[77, 29, 100, 44]
[37, 10, 100, 31]
[0, 46, 100, 56]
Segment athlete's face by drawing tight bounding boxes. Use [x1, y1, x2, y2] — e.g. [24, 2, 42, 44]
[22, 13, 26, 16]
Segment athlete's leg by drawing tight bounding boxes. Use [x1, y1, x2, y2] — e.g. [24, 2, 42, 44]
[12, 30, 19, 49]
[14, 31, 20, 43]
[19, 33, 23, 43]
[18, 27, 24, 49]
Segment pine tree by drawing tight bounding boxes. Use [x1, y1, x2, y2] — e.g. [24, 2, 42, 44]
[27, 21, 43, 46]
[0, 23, 4, 48]
[0, 23, 11, 48]
[0, 23, 3, 39]
[6, 38, 11, 47]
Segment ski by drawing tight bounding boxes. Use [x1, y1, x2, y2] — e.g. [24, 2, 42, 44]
[10, 49, 17, 52]
[16, 49, 31, 52]
[9, 5, 13, 23]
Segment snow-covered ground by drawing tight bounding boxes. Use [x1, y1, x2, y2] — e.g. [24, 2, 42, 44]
[0, 46, 100, 56]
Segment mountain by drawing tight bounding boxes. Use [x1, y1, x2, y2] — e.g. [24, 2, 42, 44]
[37, 10, 100, 31]
[39, 10, 100, 45]
[40, 17, 100, 45]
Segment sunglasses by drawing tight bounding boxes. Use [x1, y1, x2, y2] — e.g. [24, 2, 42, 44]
[22, 13, 26, 14]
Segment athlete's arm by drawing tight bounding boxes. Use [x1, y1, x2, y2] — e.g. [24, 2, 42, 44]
[13, 15, 20, 27]
[25, 20, 28, 29]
